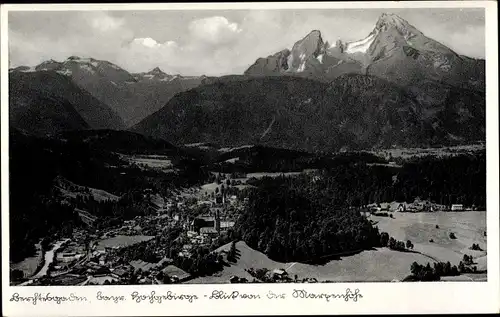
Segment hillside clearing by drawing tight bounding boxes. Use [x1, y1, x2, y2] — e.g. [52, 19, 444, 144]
[372, 211, 487, 265]
[186, 241, 431, 283]
[96, 235, 154, 250]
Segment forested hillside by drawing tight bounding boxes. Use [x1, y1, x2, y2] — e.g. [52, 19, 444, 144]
[235, 152, 485, 262]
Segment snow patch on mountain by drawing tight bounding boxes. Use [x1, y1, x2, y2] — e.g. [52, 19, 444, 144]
[79, 64, 95, 74]
[56, 69, 73, 76]
[345, 33, 376, 54]
[316, 54, 324, 63]
[297, 62, 306, 72]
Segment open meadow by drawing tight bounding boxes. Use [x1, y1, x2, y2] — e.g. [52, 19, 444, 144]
[187, 241, 433, 283]
[371, 211, 487, 270]
[96, 235, 155, 251]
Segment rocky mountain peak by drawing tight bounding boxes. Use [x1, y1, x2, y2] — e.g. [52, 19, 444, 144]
[374, 13, 421, 37]
[294, 30, 324, 51]
[149, 67, 165, 75]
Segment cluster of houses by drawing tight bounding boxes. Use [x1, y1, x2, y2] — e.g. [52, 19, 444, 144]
[366, 199, 473, 214]
[44, 183, 243, 285]
[50, 236, 192, 285]
[70, 254, 192, 285]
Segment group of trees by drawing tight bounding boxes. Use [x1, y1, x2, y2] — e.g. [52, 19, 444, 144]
[227, 241, 237, 262]
[213, 147, 388, 175]
[246, 268, 271, 281]
[388, 237, 409, 251]
[73, 190, 152, 224]
[118, 241, 162, 264]
[238, 152, 485, 209]
[381, 235, 413, 251]
[458, 254, 479, 274]
[234, 176, 383, 263]
[470, 243, 482, 251]
[174, 246, 225, 277]
[408, 261, 460, 281]
[462, 254, 474, 265]
[408, 256, 481, 281]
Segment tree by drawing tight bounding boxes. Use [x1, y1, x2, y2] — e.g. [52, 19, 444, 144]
[10, 269, 24, 281]
[410, 262, 421, 275]
[389, 237, 396, 250]
[433, 262, 444, 276]
[444, 261, 452, 275]
[227, 241, 237, 262]
[463, 254, 473, 265]
[423, 263, 435, 281]
[380, 232, 389, 247]
[458, 261, 466, 273]
[406, 240, 414, 250]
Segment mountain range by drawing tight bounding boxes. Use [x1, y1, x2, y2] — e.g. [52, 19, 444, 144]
[245, 13, 484, 92]
[10, 57, 210, 127]
[9, 13, 486, 152]
[9, 71, 123, 135]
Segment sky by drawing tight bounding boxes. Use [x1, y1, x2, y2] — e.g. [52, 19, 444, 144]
[8, 8, 485, 76]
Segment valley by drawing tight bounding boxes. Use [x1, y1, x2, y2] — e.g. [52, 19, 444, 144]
[9, 128, 487, 285]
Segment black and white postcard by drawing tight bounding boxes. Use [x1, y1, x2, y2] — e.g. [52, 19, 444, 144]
[1, 1, 499, 315]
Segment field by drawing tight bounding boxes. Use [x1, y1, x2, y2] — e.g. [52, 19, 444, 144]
[187, 241, 432, 283]
[246, 172, 302, 179]
[96, 235, 154, 250]
[371, 211, 487, 270]
[120, 154, 174, 171]
[56, 177, 120, 202]
[372, 143, 484, 160]
[199, 169, 314, 196]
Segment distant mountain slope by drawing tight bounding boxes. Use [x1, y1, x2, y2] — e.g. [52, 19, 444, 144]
[245, 13, 485, 92]
[131, 74, 485, 152]
[13, 58, 210, 126]
[57, 129, 180, 155]
[10, 72, 89, 135]
[9, 71, 124, 134]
